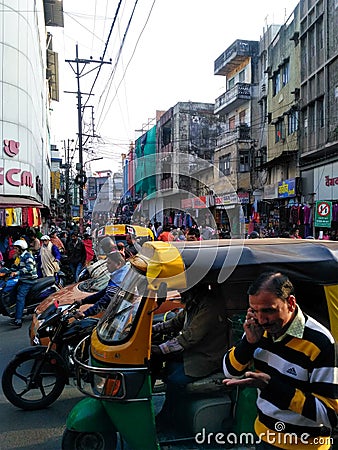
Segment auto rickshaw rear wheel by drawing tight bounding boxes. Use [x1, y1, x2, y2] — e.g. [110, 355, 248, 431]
[62, 429, 117, 450]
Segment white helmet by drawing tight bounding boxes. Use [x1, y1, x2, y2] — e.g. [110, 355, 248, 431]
[13, 240, 28, 250]
[40, 235, 50, 241]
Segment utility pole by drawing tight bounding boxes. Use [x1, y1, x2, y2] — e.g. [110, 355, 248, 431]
[65, 44, 111, 233]
[65, 139, 73, 225]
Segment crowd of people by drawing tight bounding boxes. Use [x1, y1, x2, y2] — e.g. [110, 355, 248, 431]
[0, 225, 96, 328]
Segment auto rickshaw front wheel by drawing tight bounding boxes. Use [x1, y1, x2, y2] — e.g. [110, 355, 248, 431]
[62, 429, 117, 450]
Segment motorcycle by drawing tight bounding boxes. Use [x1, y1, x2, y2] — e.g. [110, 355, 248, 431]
[0, 267, 65, 318]
[1, 302, 97, 410]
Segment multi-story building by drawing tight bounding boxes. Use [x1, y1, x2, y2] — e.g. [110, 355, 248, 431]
[213, 40, 260, 236]
[155, 102, 223, 226]
[299, 0, 338, 237]
[259, 5, 302, 234]
[0, 0, 62, 227]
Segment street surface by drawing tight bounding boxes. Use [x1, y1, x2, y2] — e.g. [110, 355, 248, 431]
[0, 314, 248, 450]
[0, 315, 83, 450]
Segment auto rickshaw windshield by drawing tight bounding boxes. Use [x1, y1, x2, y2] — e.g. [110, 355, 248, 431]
[97, 268, 148, 343]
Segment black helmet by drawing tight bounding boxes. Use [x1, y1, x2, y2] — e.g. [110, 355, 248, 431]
[248, 231, 260, 239]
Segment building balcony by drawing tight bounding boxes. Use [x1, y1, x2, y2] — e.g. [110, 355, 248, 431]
[160, 176, 173, 190]
[216, 124, 251, 147]
[214, 40, 259, 76]
[214, 83, 251, 115]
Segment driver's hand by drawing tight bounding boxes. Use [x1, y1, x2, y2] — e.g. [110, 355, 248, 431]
[73, 300, 82, 308]
[151, 345, 163, 356]
[74, 311, 85, 319]
[152, 322, 165, 333]
[10, 272, 18, 277]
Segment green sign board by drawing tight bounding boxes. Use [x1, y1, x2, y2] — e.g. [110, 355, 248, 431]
[314, 201, 332, 227]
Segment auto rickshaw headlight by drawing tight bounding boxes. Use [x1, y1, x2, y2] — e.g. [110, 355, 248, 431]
[92, 372, 124, 398]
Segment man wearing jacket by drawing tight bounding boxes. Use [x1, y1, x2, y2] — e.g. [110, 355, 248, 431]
[66, 232, 86, 282]
[152, 284, 230, 426]
[10, 240, 38, 328]
[75, 251, 129, 318]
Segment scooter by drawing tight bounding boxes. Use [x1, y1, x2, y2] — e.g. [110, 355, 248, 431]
[0, 267, 65, 318]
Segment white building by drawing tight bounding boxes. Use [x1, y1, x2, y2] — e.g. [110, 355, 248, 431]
[0, 0, 62, 215]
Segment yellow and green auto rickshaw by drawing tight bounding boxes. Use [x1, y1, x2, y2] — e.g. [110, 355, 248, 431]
[62, 239, 338, 450]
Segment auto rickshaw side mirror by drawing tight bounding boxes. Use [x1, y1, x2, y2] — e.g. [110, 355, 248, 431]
[147, 282, 168, 314]
[156, 282, 168, 306]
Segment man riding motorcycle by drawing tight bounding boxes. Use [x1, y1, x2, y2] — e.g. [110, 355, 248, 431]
[9, 240, 38, 328]
[75, 251, 129, 319]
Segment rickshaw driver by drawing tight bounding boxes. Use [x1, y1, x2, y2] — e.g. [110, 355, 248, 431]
[151, 284, 230, 429]
[223, 272, 338, 450]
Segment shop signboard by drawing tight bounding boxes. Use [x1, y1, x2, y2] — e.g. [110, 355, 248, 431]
[313, 162, 338, 200]
[237, 192, 250, 204]
[278, 178, 297, 198]
[314, 201, 332, 227]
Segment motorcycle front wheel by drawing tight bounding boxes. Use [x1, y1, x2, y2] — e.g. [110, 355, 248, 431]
[2, 348, 67, 410]
[62, 429, 117, 450]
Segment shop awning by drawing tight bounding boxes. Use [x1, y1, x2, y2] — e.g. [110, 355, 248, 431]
[0, 196, 47, 208]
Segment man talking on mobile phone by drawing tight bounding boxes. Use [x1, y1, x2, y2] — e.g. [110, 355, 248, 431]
[223, 272, 338, 450]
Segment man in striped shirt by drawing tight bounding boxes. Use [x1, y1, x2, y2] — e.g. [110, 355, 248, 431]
[223, 272, 338, 450]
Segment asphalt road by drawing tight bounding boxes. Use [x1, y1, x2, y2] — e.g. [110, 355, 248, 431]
[0, 315, 83, 450]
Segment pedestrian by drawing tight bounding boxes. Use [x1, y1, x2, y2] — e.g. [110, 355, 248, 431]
[186, 227, 201, 241]
[157, 226, 174, 242]
[59, 231, 69, 250]
[223, 272, 338, 449]
[290, 228, 302, 239]
[82, 233, 95, 266]
[117, 241, 126, 259]
[49, 230, 65, 253]
[28, 230, 41, 256]
[125, 233, 138, 259]
[66, 232, 86, 282]
[38, 235, 61, 277]
[75, 251, 129, 318]
[9, 240, 38, 328]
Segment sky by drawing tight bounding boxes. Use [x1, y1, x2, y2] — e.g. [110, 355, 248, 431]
[50, 0, 299, 174]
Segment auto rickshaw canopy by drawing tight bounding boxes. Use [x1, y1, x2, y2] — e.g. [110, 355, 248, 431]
[136, 239, 338, 340]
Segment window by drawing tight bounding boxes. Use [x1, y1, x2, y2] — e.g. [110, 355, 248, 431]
[275, 120, 285, 142]
[239, 69, 245, 82]
[282, 60, 289, 86]
[239, 110, 246, 124]
[219, 154, 231, 176]
[229, 116, 236, 130]
[288, 110, 299, 134]
[317, 19, 324, 49]
[273, 72, 281, 96]
[228, 77, 235, 89]
[308, 104, 315, 132]
[317, 98, 324, 128]
[239, 151, 250, 172]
